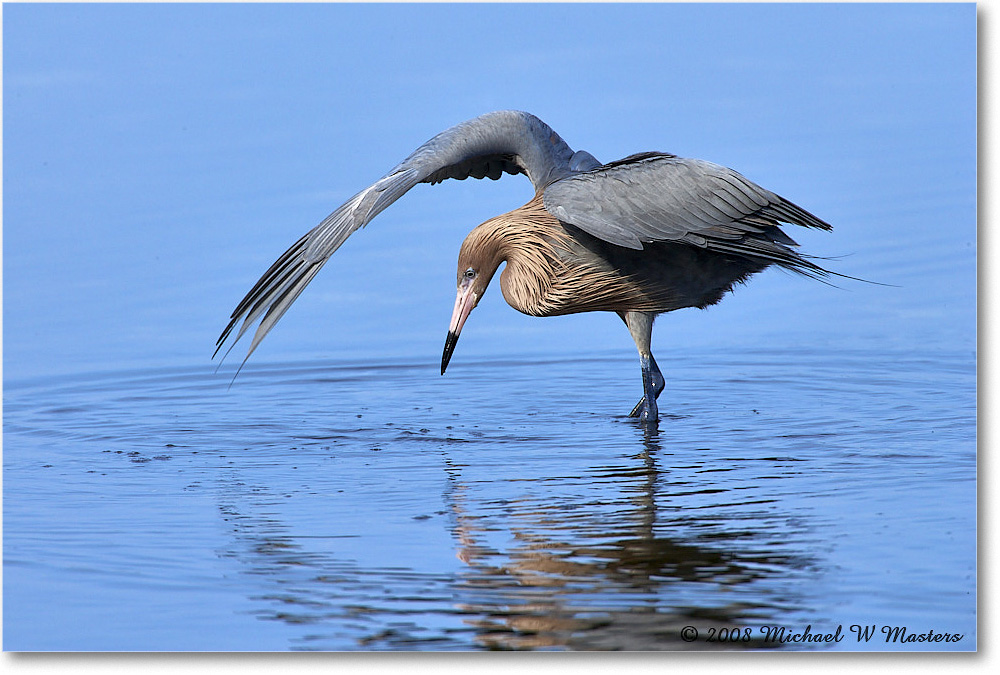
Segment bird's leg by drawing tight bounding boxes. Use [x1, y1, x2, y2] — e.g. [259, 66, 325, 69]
[620, 311, 662, 423]
[629, 354, 665, 420]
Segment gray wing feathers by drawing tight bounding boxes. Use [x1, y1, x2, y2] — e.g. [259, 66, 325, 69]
[217, 111, 580, 364]
[302, 167, 420, 263]
[542, 154, 831, 275]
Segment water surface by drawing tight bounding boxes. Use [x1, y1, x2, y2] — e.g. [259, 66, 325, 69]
[3, 346, 976, 650]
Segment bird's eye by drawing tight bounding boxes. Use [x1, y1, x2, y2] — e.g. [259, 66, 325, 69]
[464, 268, 476, 279]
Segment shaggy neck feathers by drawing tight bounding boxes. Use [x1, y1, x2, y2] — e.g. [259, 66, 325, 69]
[457, 196, 570, 316]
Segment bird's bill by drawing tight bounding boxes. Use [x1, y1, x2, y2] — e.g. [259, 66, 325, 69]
[442, 284, 477, 375]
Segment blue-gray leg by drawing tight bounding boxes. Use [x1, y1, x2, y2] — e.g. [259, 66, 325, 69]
[620, 311, 663, 423]
[628, 353, 665, 421]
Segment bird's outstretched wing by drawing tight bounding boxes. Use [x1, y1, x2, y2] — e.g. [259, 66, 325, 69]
[216, 110, 589, 365]
[542, 152, 832, 277]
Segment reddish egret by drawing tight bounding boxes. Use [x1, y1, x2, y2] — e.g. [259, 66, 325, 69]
[216, 111, 833, 422]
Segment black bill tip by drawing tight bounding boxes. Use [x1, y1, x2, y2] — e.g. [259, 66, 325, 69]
[441, 331, 459, 375]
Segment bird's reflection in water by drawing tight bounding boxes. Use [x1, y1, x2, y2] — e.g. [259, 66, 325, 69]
[213, 422, 815, 650]
[444, 424, 812, 650]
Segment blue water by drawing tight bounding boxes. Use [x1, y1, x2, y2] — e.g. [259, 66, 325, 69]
[3, 3, 976, 651]
[3, 347, 977, 651]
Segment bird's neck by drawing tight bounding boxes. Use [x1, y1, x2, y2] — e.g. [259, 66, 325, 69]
[485, 197, 570, 317]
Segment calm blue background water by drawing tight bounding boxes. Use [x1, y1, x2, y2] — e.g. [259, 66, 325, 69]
[3, 3, 976, 651]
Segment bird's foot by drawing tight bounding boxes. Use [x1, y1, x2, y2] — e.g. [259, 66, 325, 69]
[628, 353, 663, 423]
[628, 397, 646, 418]
[628, 397, 659, 423]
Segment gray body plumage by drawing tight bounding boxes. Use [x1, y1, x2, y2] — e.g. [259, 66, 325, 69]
[216, 110, 832, 406]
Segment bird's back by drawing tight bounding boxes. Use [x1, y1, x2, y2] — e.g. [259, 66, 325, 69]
[492, 196, 775, 318]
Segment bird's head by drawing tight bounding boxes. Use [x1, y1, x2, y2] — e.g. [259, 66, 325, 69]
[441, 226, 505, 375]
